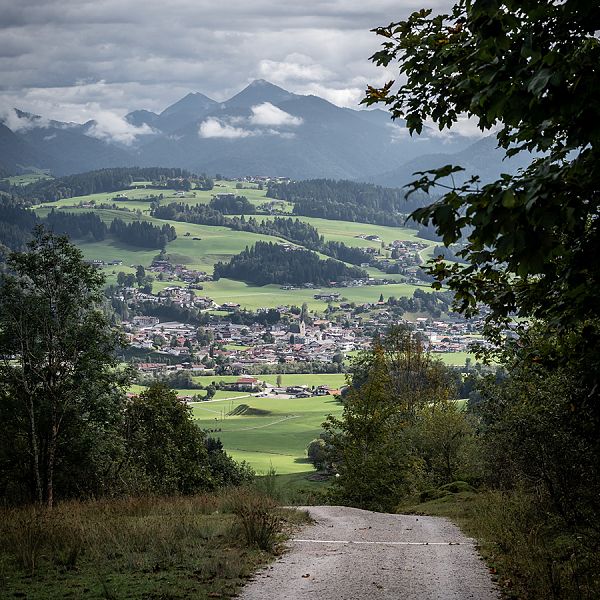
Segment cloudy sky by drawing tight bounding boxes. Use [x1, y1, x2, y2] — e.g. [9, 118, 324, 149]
[0, 0, 452, 126]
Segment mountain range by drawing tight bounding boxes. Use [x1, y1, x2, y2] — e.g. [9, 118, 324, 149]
[0, 80, 529, 185]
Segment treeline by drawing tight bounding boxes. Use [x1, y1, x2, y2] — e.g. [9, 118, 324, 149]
[5, 167, 195, 203]
[267, 179, 430, 227]
[110, 219, 177, 249]
[209, 194, 255, 214]
[213, 241, 368, 286]
[387, 289, 454, 318]
[151, 203, 372, 266]
[0, 201, 177, 254]
[0, 199, 40, 252]
[46, 209, 107, 241]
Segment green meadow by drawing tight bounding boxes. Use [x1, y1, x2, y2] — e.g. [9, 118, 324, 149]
[432, 351, 479, 366]
[129, 373, 347, 474]
[191, 394, 344, 474]
[33, 181, 440, 310]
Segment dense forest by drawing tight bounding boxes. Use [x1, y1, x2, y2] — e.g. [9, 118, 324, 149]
[209, 194, 256, 214]
[0, 200, 175, 252]
[109, 218, 177, 249]
[45, 209, 107, 241]
[151, 203, 373, 265]
[267, 179, 429, 227]
[213, 241, 367, 286]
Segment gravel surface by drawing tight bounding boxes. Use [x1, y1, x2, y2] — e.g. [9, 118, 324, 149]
[237, 506, 500, 600]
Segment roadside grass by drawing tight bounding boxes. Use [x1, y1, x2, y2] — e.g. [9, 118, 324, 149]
[0, 490, 309, 600]
[267, 471, 333, 505]
[397, 487, 600, 599]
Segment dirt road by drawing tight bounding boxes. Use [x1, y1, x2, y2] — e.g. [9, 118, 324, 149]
[238, 506, 500, 600]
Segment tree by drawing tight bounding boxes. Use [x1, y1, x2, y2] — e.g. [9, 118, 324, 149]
[135, 265, 146, 286]
[364, 1, 600, 337]
[0, 229, 127, 507]
[324, 326, 454, 510]
[123, 384, 212, 494]
[307, 438, 327, 471]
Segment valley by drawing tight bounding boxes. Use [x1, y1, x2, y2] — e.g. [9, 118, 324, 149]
[1, 170, 482, 474]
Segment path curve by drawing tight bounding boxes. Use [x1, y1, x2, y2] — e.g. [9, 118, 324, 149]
[237, 505, 499, 600]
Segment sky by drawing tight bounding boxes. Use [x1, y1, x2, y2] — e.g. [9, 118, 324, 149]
[0, 0, 452, 127]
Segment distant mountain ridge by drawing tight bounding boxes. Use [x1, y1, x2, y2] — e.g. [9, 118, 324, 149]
[0, 80, 527, 184]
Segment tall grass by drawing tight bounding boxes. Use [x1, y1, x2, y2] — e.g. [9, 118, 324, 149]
[399, 487, 600, 599]
[0, 488, 306, 599]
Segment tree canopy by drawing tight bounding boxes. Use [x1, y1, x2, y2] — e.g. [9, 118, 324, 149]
[364, 0, 600, 333]
[0, 229, 127, 506]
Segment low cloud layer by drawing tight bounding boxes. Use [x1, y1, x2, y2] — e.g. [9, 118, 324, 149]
[199, 102, 303, 139]
[86, 111, 156, 144]
[0, 107, 49, 131]
[199, 117, 254, 139]
[249, 103, 302, 127]
[0, 0, 454, 129]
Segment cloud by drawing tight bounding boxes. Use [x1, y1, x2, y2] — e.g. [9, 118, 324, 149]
[249, 102, 302, 127]
[199, 117, 255, 139]
[258, 56, 331, 84]
[86, 110, 155, 144]
[0, 107, 49, 131]
[297, 82, 364, 108]
[0, 0, 454, 121]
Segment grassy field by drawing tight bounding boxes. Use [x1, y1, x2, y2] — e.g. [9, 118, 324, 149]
[33, 183, 437, 309]
[0, 492, 308, 600]
[129, 384, 251, 401]
[432, 351, 479, 366]
[191, 394, 344, 474]
[4, 172, 53, 186]
[188, 373, 348, 389]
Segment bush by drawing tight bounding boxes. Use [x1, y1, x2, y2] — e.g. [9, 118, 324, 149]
[229, 489, 280, 552]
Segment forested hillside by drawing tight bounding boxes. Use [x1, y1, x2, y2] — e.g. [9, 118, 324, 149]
[1, 167, 198, 203]
[267, 179, 430, 227]
[213, 241, 367, 286]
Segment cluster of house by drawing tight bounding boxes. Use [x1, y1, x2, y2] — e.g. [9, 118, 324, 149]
[148, 259, 211, 284]
[122, 299, 483, 377]
[86, 258, 123, 267]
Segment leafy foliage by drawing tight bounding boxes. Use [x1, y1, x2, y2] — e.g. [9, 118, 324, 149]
[363, 1, 600, 332]
[123, 384, 212, 494]
[324, 327, 474, 511]
[0, 229, 128, 506]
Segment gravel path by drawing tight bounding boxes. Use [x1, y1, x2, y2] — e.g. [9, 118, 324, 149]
[237, 506, 500, 600]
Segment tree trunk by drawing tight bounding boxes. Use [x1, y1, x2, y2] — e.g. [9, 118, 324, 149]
[45, 424, 58, 509]
[27, 396, 43, 505]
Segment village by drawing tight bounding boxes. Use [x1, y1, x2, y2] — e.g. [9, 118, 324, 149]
[118, 280, 482, 382]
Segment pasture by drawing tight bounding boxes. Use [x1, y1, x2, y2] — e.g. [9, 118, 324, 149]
[33, 182, 438, 310]
[191, 394, 343, 474]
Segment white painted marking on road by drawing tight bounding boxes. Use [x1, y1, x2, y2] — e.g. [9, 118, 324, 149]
[292, 539, 472, 546]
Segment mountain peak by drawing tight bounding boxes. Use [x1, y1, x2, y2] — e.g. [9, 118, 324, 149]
[160, 92, 217, 117]
[225, 80, 294, 108]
